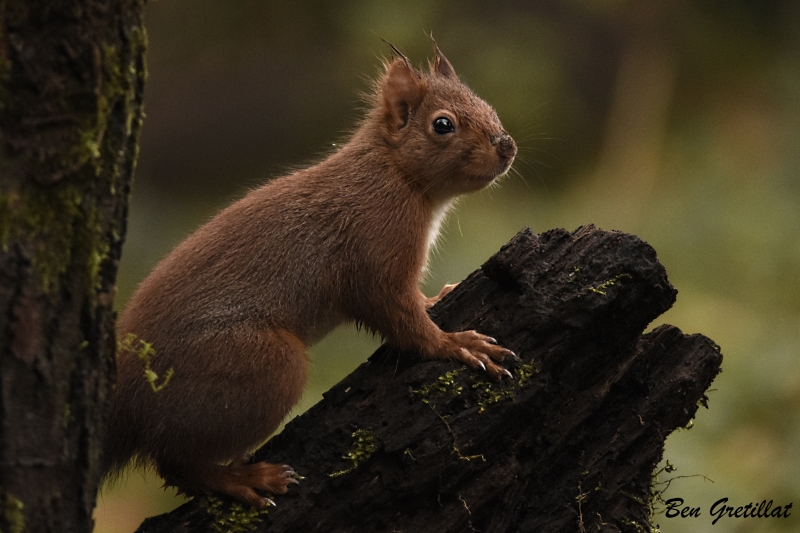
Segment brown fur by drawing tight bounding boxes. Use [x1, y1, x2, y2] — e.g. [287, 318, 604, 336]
[104, 42, 517, 507]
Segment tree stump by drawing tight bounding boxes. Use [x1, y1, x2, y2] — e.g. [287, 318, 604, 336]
[135, 225, 722, 533]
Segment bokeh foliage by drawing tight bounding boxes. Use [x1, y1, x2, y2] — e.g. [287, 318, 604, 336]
[96, 1, 800, 532]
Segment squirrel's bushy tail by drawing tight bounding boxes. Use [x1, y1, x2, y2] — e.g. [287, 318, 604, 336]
[100, 398, 140, 486]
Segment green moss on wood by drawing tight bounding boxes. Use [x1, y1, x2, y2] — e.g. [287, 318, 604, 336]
[203, 496, 270, 533]
[619, 515, 649, 533]
[329, 429, 379, 478]
[588, 273, 633, 296]
[0, 24, 146, 296]
[412, 369, 463, 402]
[0, 180, 110, 295]
[1, 491, 25, 533]
[470, 360, 537, 412]
[410, 361, 539, 463]
[413, 360, 538, 414]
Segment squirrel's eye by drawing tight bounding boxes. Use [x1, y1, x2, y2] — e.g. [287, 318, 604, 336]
[432, 117, 455, 135]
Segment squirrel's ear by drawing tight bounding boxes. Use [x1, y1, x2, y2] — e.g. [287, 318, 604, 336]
[430, 39, 457, 80]
[380, 58, 424, 131]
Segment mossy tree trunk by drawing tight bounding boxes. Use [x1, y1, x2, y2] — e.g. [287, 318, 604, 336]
[0, 1, 146, 531]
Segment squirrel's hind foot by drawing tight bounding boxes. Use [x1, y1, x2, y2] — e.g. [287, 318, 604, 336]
[161, 460, 299, 507]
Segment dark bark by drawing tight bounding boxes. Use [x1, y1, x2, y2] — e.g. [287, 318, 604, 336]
[0, 1, 146, 532]
[136, 226, 722, 533]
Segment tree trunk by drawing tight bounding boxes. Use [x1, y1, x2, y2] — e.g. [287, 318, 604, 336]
[135, 226, 723, 533]
[0, 1, 146, 532]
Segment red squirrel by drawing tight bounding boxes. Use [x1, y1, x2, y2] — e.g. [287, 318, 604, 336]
[103, 41, 517, 507]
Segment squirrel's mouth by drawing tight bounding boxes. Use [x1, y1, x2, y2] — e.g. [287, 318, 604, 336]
[471, 164, 513, 190]
[497, 154, 515, 177]
[475, 142, 517, 184]
[491, 150, 516, 180]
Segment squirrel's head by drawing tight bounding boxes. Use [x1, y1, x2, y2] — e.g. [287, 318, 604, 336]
[375, 41, 516, 200]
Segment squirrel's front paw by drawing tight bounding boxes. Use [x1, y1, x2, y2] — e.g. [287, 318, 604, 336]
[445, 330, 516, 381]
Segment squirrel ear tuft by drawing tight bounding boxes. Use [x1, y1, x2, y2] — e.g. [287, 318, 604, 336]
[382, 38, 413, 69]
[429, 36, 458, 80]
[380, 57, 424, 131]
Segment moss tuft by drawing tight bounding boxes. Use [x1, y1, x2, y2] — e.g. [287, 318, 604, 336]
[411, 358, 539, 415]
[411, 369, 463, 402]
[203, 496, 270, 533]
[587, 273, 633, 297]
[1, 491, 25, 533]
[329, 429, 379, 478]
[619, 516, 649, 533]
[118, 333, 174, 392]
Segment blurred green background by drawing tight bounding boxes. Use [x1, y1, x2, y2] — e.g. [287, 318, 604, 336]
[94, 0, 800, 531]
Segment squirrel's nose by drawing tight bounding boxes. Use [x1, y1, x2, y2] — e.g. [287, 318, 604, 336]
[492, 131, 517, 161]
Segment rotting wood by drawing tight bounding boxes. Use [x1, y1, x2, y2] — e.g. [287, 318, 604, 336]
[135, 225, 722, 533]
